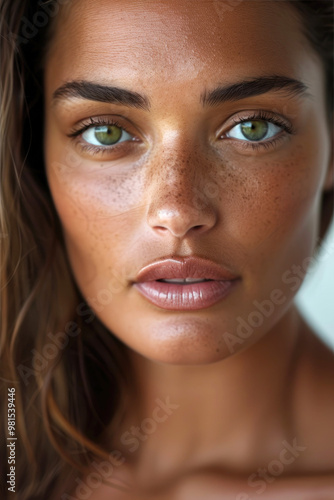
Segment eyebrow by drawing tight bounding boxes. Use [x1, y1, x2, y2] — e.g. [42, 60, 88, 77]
[52, 75, 309, 110]
[201, 75, 309, 106]
[52, 80, 150, 110]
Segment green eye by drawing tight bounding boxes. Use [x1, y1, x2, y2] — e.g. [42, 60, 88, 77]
[94, 125, 123, 145]
[226, 119, 282, 143]
[240, 121, 268, 141]
[81, 123, 133, 147]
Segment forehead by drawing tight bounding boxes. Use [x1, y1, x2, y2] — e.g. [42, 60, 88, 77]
[45, 0, 320, 101]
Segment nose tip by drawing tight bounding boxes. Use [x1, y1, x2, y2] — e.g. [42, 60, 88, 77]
[147, 201, 217, 239]
[145, 139, 219, 239]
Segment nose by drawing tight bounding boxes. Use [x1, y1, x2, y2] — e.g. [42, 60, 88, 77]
[146, 144, 218, 239]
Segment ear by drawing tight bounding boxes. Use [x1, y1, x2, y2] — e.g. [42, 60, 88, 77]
[323, 130, 334, 192]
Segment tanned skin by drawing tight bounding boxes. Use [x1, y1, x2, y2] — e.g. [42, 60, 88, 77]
[44, 1, 334, 498]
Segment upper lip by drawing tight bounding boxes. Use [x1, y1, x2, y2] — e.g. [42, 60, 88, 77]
[133, 256, 239, 283]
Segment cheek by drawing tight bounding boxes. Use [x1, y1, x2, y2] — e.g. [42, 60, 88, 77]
[45, 143, 148, 290]
[223, 141, 326, 255]
[222, 139, 327, 314]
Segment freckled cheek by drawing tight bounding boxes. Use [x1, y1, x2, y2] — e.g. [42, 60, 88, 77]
[237, 155, 322, 241]
[212, 150, 324, 282]
[47, 152, 145, 225]
[46, 148, 147, 279]
[271, 156, 324, 227]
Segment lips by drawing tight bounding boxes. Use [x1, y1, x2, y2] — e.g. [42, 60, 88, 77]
[133, 256, 239, 311]
[133, 256, 238, 283]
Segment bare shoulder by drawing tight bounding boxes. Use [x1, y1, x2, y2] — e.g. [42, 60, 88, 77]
[176, 471, 334, 500]
[57, 471, 334, 500]
[54, 479, 132, 500]
[290, 326, 334, 471]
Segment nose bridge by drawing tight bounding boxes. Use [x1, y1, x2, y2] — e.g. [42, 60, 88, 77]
[162, 140, 200, 192]
[151, 155, 199, 214]
[145, 134, 218, 238]
[149, 131, 209, 198]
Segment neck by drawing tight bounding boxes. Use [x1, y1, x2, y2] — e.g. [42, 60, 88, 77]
[117, 304, 304, 478]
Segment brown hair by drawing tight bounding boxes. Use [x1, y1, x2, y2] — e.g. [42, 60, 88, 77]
[0, 0, 333, 498]
[290, 0, 334, 240]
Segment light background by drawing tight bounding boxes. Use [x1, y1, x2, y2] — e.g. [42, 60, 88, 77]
[296, 221, 334, 350]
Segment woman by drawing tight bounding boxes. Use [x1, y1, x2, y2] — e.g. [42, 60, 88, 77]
[1, 0, 334, 498]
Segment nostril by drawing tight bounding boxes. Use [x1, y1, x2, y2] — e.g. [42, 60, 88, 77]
[148, 205, 217, 238]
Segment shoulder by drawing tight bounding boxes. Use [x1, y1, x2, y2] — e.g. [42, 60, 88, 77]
[54, 469, 133, 500]
[175, 470, 334, 500]
[290, 327, 334, 472]
[56, 471, 334, 500]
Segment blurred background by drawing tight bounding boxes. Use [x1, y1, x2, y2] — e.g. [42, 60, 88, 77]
[296, 221, 334, 350]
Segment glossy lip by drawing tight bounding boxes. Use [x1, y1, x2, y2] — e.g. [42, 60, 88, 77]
[132, 256, 240, 311]
[133, 256, 238, 282]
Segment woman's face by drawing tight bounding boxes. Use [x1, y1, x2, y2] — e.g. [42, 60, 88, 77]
[44, 0, 332, 364]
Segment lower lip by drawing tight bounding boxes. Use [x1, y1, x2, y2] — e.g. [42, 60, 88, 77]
[133, 280, 238, 311]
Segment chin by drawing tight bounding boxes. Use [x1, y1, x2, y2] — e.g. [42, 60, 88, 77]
[122, 317, 250, 365]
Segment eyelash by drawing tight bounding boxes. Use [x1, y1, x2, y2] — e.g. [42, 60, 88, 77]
[68, 116, 135, 156]
[68, 110, 295, 156]
[223, 110, 295, 151]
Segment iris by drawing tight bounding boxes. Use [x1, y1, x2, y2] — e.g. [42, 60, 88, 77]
[94, 125, 122, 145]
[240, 120, 268, 141]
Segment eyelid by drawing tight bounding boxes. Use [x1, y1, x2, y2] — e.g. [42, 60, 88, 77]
[67, 110, 295, 158]
[218, 110, 295, 138]
[68, 115, 135, 139]
[226, 121, 282, 142]
[216, 110, 296, 153]
[66, 115, 144, 156]
[82, 125, 133, 147]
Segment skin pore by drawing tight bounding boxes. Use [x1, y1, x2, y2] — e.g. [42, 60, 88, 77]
[43, 0, 334, 497]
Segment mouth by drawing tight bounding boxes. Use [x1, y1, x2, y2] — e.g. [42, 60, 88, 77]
[157, 278, 213, 284]
[133, 256, 239, 311]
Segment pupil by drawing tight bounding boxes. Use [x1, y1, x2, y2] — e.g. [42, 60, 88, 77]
[95, 125, 122, 145]
[241, 121, 268, 141]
